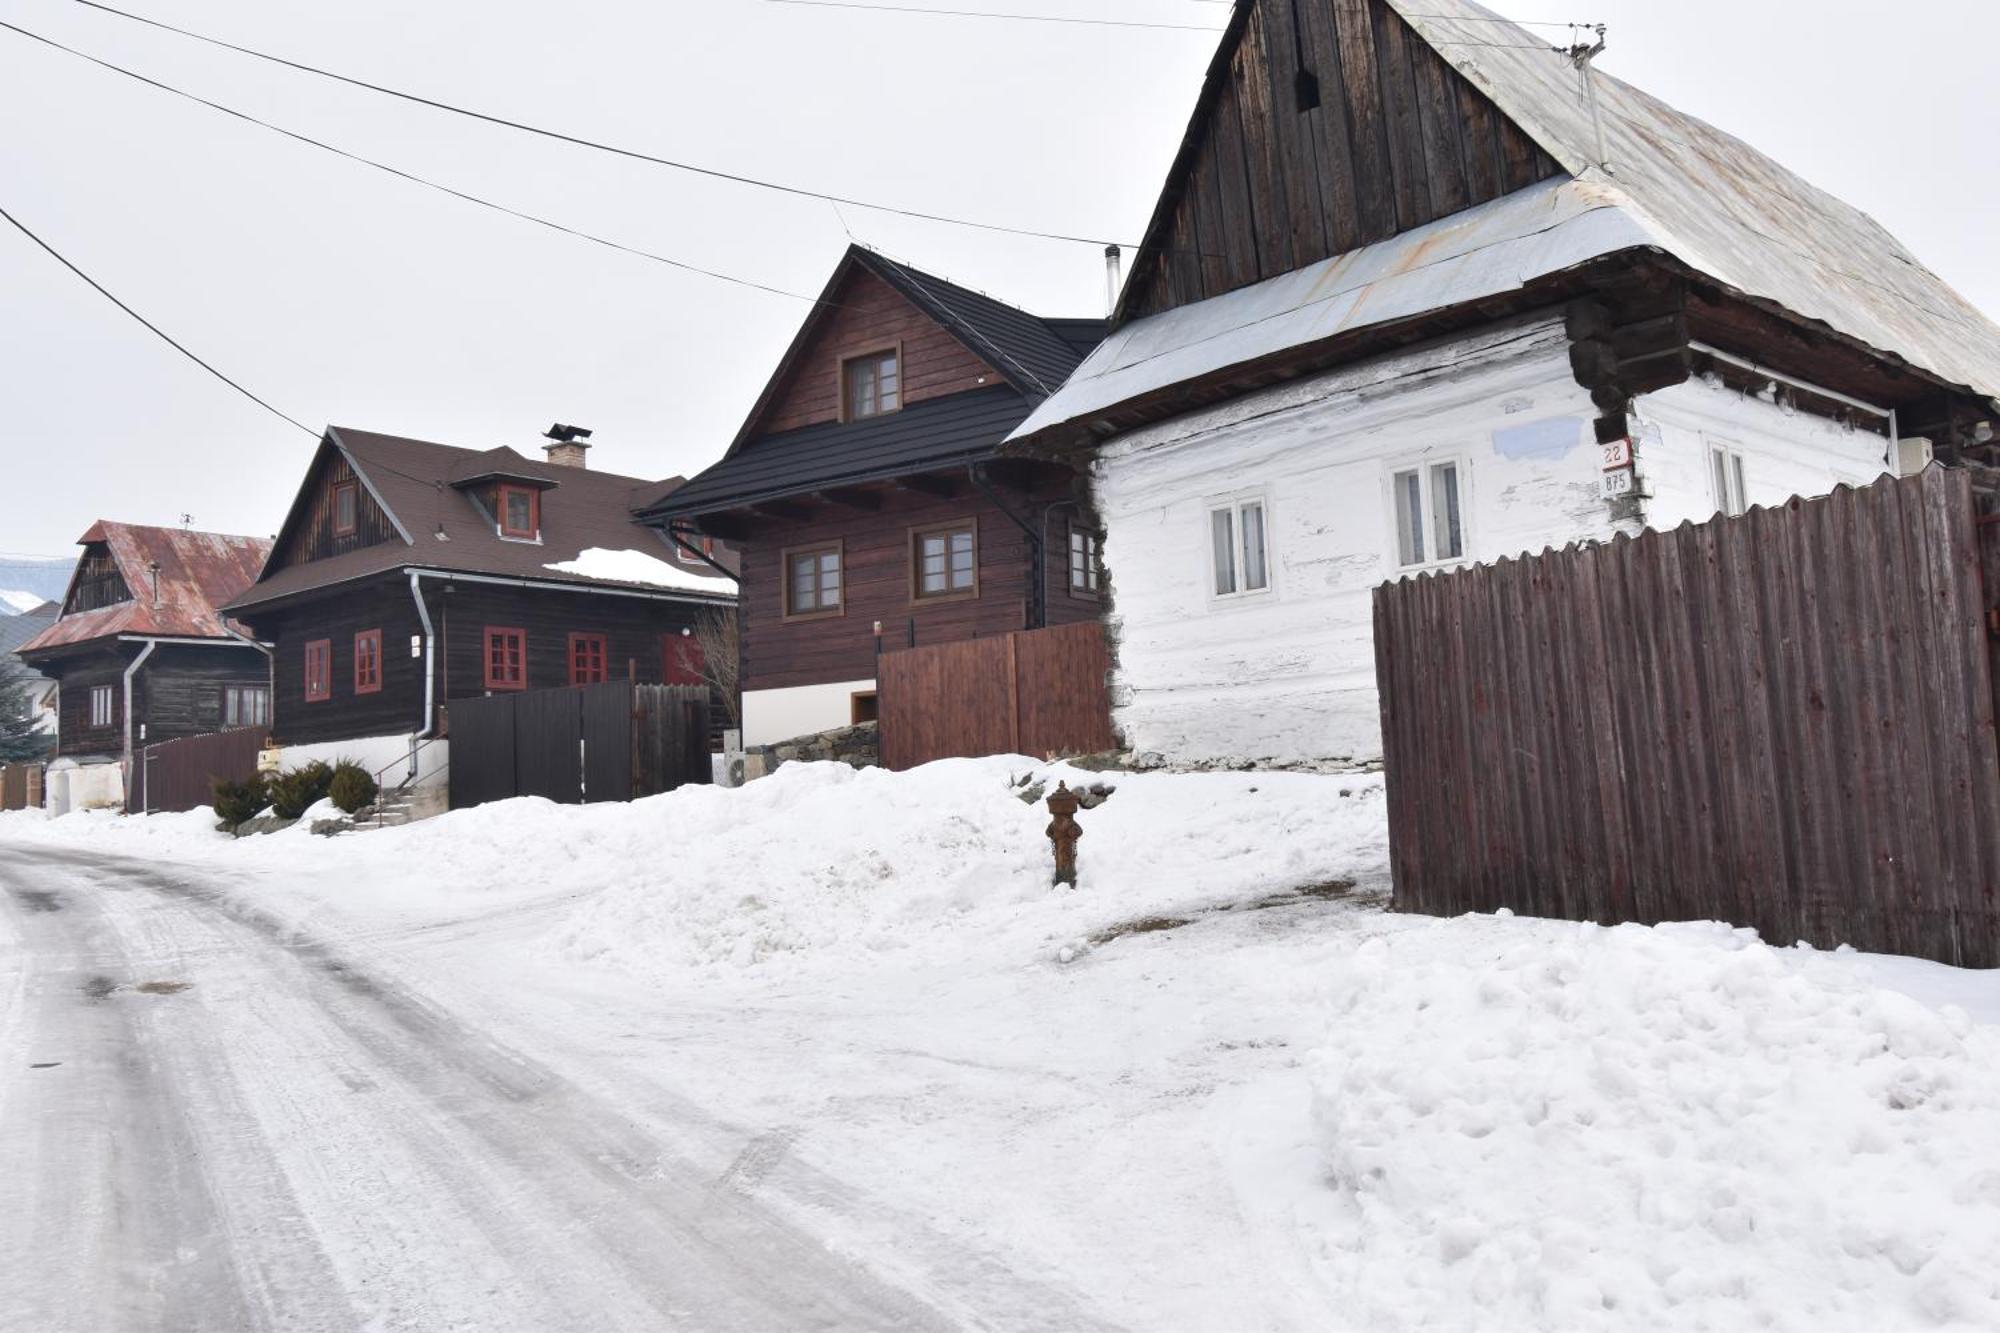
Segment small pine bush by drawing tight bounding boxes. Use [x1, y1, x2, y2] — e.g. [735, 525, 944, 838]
[267, 760, 335, 821]
[327, 760, 379, 815]
[211, 772, 268, 827]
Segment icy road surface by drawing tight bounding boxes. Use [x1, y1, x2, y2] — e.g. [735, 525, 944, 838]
[0, 844, 1036, 1332]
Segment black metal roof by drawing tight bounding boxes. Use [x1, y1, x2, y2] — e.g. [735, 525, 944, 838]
[861, 251, 1103, 396]
[642, 385, 1031, 521]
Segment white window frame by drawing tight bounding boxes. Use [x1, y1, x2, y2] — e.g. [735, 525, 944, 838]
[89, 684, 114, 729]
[1206, 492, 1273, 602]
[1386, 455, 1472, 571]
[1708, 437, 1749, 517]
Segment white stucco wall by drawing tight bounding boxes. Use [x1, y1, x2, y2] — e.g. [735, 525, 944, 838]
[45, 758, 125, 817]
[1633, 372, 1893, 528]
[273, 733, 449, 791]
[1094, 319, 1614, 768]
[743, 678, 876, 747]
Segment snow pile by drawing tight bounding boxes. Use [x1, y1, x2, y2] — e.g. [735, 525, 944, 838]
[553, 758, 1386, 976]
[543, 546, 734, 595]
[1305, 917, 2000, 1330]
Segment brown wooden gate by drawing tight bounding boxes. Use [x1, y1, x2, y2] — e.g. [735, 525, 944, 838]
[877, 621, 1116, 771]
[134, 728, 265, 815]
[0, 762, 45, 811]
[447, 681, 710, 811]
[1374, 466, 2000, 966]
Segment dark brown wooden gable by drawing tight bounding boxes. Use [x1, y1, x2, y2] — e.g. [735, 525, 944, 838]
[754, 266, 1007, 438]
[66, 544, 131, 615]
[268, 449, 400, 575]
[1120, 0, 1563, 322]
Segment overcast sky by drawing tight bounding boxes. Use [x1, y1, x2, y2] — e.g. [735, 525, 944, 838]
[3, 0, 1995, 559]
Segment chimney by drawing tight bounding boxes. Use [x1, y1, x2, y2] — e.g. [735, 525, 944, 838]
[146, 560, 161, 608]
[1104, 244, 1123, 317]
[542, 422, 593, 469]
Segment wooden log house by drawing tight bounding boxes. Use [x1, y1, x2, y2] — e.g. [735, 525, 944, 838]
[641, 245, 1107, 747]
[223, 428, 738, 755]
[1006, 0, 2000, 767]
[17, 521, 271, 813]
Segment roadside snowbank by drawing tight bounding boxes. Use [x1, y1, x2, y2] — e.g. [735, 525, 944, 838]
[1306, 916, 2000, 1330]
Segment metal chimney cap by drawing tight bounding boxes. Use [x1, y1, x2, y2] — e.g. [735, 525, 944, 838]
[543, 423, 593, 444]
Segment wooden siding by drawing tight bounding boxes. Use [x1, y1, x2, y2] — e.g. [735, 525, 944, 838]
[51, 649, 130, 757]
[1120, 0, 1564, 321]
[1374, 466, 2000, 968]
[268, 449, 402, 575]
[67, 545, 130, 614]
[757, 267, 1006, 436]
[47, 643, 267, 758]
[737, 471, 1098, 694]
[251, 577, 729, 746]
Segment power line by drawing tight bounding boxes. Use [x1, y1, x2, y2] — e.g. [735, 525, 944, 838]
[762, 0, 1226, 31]
[61, 0, 1139, 249]
[0, 201, 317, 438]
[0, 18, 832, 307]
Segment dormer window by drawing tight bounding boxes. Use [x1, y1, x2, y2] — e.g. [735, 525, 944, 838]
[843, 348, 901, 420]
[498, 484, 540, 539]
[675, 533, 715, 566]
[332, 480, 359, 537]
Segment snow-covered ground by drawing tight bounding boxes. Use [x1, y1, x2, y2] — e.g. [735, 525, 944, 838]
[4, 759, 1998, 1330]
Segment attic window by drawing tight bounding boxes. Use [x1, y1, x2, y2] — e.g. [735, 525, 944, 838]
[843, 349, 901, 420]
[498, 484, 539, 539]
[333, 480, 359, 537]
[676, 533, 715, 566]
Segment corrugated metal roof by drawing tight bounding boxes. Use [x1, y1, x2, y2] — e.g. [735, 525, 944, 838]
[19, 522, 271, 654]
[1014, 0, 2000, 443]
[1013, 176, 1649, 439]
[651, 385, 1032, 520]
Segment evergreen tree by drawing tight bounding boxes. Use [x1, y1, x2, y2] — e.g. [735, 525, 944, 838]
[0, 654, 51, 763]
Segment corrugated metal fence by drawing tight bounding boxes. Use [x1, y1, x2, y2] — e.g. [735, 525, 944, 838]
[447, 681, 710, 811]
[1374, 465, 2000, 966]
[134, 728, 265, 815]
[877, 621, 1116, 771]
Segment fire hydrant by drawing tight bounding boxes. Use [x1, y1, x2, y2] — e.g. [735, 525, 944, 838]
[1045, 781, 1082, 888]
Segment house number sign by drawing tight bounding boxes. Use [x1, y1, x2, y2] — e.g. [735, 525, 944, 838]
[1601, 467, 1636, 499]
[1600, 437, 1634, 469]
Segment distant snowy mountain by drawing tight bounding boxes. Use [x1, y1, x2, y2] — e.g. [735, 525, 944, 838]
[0, 558, 71, 612]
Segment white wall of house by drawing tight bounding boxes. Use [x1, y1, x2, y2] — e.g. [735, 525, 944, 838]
[743, 678, 875, 747]
[1094, 319, 1610, 768]
[1091, 318, 1895, 769]
[272, 732, 449, 792]
[1634, 372, 1893, 528]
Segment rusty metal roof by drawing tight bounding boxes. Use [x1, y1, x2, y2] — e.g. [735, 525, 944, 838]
[1013, 0, 2000, 444]
[18, 522, 272, 655]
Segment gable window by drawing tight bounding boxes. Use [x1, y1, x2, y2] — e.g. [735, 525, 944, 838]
[785, 544, 843, 617]
[1068, 525, 1102, 597]
[843, 348, 901, 420]
[912, 523, 977, 600]
[353, 629, 383, 695]
[498, 485, 540, 540]
[1711, 442, 1749, 517]
[569, 632, 608, 686]
[1391, 461, 1466, 568]
[304, 639, 332, 702]
[332, 480, 359, 537]
[89, 684, 114, 729]
[484, 627, 527, 691]
[1210, 497, 1270, 598]
[663, 633, 706, 686]
[223, 685, 269, 729]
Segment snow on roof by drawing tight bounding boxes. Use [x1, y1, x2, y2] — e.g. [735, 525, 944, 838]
[1015, 0, 2000, 444]
[541, 547, 736, 596]
[1, 590, 45, 615]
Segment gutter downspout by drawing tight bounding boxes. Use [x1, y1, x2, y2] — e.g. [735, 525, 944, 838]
[969, 463, 1046, 630]
[122, 638, 158, 809]
[409, 571, 437, 742]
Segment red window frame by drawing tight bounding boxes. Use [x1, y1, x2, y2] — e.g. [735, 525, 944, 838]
[332, 480, 359, 537]
[662, 633, 706, 686]
[568, 632, 608, 686]
[484, 626, 527, 691]
[304, 639, 332, 702]
[353, 628, 383, 695]
[497, 485, 539, 539]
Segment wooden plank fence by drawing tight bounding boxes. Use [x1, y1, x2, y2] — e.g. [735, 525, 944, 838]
[878, 621, 1116, 771]
[134, 728, 265, 815]
[447, 681, 709, 811]
[1374, 466, 2000, 967]
[0, 762, 44, 811]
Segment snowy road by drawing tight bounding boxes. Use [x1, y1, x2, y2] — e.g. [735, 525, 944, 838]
[0, 844, 973, 1332]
